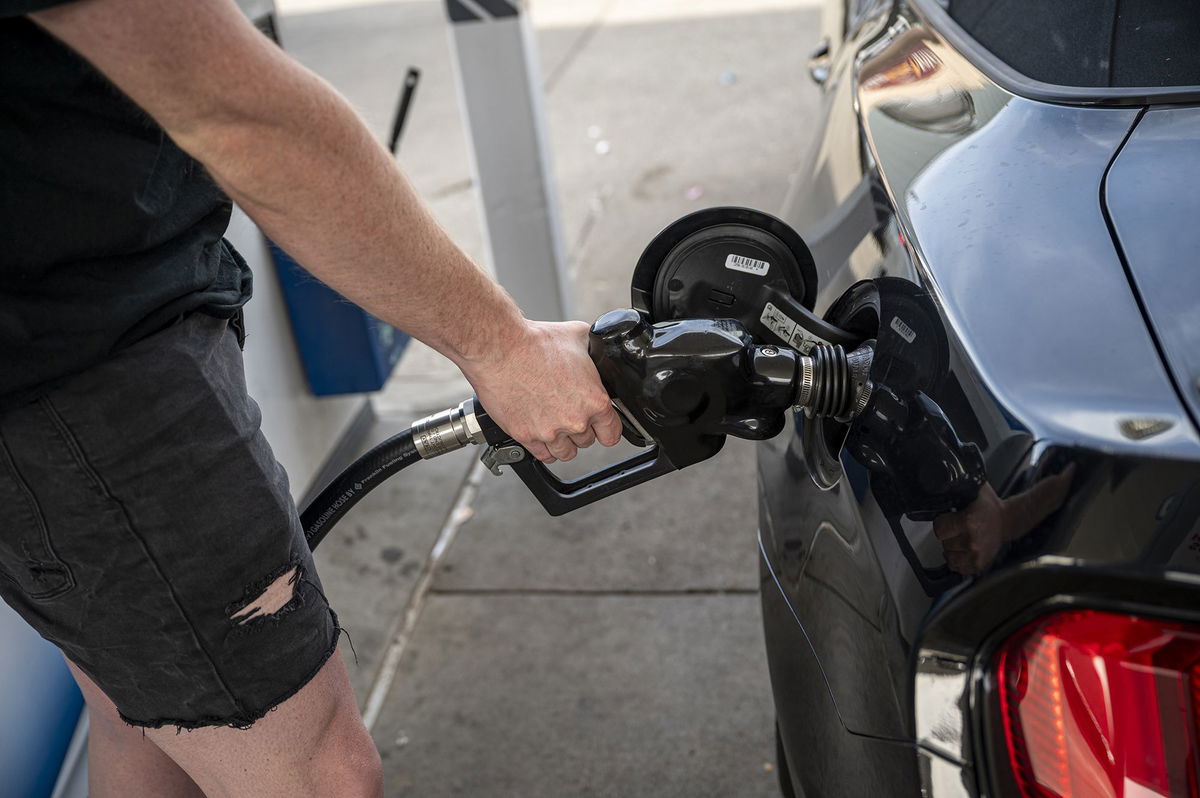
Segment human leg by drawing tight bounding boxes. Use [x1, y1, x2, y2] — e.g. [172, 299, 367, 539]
[144, 653, 381, 798]
[0, 313, 376, 796]
[67, 661, 206, 798]
[69, 638, 381, 798]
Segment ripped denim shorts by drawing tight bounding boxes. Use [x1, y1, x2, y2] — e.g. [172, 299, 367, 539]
[0, 312, 339, 729]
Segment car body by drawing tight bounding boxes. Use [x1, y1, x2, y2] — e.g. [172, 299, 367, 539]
[757, 1, 1200, 795]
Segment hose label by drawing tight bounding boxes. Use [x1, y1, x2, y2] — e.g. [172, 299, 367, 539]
[760, 302, 826, 353]
[725, 253, 770, 276]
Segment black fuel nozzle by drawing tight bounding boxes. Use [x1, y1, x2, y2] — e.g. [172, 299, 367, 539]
[463, 310, 871, 516]
[590, 309, 790, 466]
[589, 308, 874, 456]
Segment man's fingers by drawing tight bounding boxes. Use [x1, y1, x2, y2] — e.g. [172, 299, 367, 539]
[945, 552, 965, 573]
[547, 436, 578, 462]
[945, 551, 976, 575]
[526, 440, 555, 464]
[591, 405, 624, 447]
[933, 516, 964, 541]
[569, 429, 597, 449]
[1025, 462, 1077, 517]
[940, 535, 970, 553]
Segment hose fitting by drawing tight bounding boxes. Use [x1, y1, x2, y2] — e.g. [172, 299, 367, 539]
[411, 398, 488, 459]
[794, 341, 875, 422]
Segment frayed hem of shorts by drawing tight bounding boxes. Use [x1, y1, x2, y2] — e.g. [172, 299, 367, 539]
[117, 607, 342, 732]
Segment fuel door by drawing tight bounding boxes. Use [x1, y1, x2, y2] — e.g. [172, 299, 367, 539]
[824, 278, 985, 596]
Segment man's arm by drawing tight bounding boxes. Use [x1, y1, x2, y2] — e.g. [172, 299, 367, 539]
[32, 0, 620, 462]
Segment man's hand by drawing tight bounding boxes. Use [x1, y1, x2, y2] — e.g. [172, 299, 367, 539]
[934, 464, 1075, 575]
[933, 483, 1007, 576]
[465, 320, 622, 463]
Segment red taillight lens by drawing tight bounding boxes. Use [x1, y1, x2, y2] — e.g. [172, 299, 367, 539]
[994, 610, 1200, 798]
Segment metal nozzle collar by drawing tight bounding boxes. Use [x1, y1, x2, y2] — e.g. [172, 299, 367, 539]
[412, 399, 488, 459]
[796, 356, 815, 409]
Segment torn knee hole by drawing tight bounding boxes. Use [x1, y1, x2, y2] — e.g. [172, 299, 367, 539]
[229, 566, 302, 626]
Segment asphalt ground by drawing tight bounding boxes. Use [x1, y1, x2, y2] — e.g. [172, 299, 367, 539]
[278, 1, 824, 793]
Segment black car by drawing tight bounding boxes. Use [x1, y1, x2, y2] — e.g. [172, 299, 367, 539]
[754, 1, 1200, 796]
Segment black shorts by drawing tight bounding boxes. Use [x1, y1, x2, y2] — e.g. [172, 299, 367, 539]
[0, 313, 339, 729]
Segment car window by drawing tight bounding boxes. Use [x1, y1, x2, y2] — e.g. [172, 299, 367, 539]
[946, 0, 1200, 88]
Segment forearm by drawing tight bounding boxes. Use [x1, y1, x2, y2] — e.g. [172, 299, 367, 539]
[181, 58, 524, 371]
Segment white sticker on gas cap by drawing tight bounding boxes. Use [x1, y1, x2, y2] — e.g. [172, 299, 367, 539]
[725, 253, 770, 276]
[890, 315, 917, 344]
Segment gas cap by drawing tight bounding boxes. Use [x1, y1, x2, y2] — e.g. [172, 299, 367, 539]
[631, 206, 818, 325]
[631, 207, 859, 352]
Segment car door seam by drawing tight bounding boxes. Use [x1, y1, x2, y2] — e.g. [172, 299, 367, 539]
[1099, 106, 1200, 435]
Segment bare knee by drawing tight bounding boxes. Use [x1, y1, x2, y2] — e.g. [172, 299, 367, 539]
[286, 660, 382, 796]
[143, 653, 383, 798]
[311, 714, 383, 798]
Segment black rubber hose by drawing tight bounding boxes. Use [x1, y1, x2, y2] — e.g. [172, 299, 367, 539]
[300, 428, 422, 551]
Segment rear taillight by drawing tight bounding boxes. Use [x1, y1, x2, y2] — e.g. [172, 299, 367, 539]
[994, 609, 1200, 798]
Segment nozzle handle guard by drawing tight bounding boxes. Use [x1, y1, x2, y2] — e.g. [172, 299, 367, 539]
[471, 404, 681, 517]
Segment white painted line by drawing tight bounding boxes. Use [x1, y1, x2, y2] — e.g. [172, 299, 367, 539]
[360, 459, 487, 732]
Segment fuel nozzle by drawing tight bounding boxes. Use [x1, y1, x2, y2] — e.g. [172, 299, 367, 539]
[588, 310, 873, 466]
[409, 315, 874, 470]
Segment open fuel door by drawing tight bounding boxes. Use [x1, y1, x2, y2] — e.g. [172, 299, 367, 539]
[630, 207, 858, 351]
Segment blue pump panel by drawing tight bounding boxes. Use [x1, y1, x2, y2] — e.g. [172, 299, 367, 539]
[269, 244, 409, 396]
[0, 602, 83, 797]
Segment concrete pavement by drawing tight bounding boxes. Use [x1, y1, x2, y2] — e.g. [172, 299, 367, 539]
[280, 1, 824, 794]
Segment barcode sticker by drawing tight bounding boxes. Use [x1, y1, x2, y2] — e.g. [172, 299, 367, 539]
[725, 253, 770, 276]
[890, 315, 917, 344]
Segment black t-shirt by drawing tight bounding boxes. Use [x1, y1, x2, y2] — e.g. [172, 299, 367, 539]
[0, 1, 253, 407]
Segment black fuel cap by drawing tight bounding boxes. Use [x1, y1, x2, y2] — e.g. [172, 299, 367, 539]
[631, 207, 818, 330]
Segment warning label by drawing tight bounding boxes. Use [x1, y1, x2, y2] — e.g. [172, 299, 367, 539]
[725, 253, 770, 276]
[789, 323, 828, 354]
[761, 302, 796, 343]
[759, 302, 828, 354]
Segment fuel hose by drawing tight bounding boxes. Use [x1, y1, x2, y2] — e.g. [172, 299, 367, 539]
[299, 400, 488, 551]
[299, 428, 420, 550]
